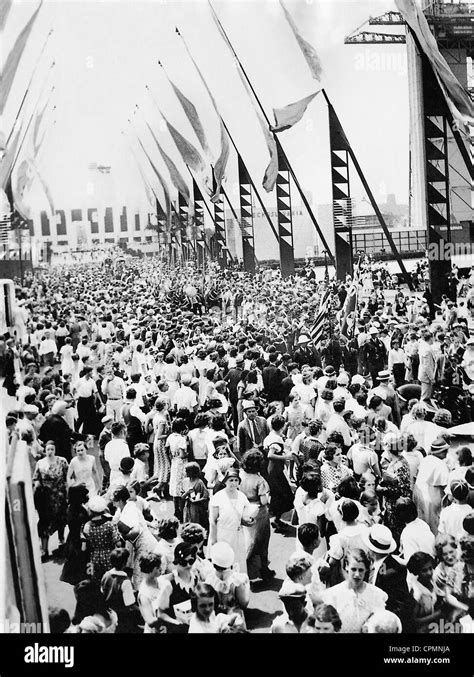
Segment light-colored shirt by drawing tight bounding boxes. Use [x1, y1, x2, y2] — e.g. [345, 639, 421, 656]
[104, 438, 130, 484]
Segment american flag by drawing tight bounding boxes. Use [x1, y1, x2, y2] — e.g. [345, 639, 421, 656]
[310, 288, 330, 347]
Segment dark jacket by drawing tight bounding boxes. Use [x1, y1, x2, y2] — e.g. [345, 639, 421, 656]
[262, 365, 282, 402]
[373, 554, 415, 632]
[225, 367, 243, 402]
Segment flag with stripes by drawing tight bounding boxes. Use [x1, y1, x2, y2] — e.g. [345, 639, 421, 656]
[310, 289, 330, 347]
[340, 264, 360, 337]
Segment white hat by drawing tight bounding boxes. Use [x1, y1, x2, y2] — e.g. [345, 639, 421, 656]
[210, 542, 235, 569]
[297, 334, 310, 345]
[363, 524, 396, 555]
[278, 580, 307, 598]
[24, 404, 39, 415]
[377, 370, 391, 381]
[369, 327, 379, 335]
[51, 400, 67, 416]
[351, 375, 366, 386]
[242, 400, 257, 411]
[88, 496, 108, 514]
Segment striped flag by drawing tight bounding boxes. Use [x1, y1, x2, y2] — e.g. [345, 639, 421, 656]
[340, 265, 360, 337]
[310, 289, 330, 347]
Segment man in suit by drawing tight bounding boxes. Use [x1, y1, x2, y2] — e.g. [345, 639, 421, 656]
[225, 355, 244, 432]
[364, 524, 415, 633]
[418, 331, 437, 402]
[237, 400, 270, 461]
[293, 334, 321, 369]
[262, 353, 283, 403]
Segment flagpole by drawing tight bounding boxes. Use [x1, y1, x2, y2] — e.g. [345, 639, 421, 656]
[5, 29, 54, 147]
[321, 88, 413, 290]
[218, 118, 279, 243]
[132, 132, 182, 250]
[207, 1, 334, 263]
[7, 63, 56, 180]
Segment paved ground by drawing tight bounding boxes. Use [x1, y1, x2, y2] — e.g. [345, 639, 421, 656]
[42, 504, 296, 633]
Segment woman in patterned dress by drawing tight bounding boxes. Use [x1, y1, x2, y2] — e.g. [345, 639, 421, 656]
[378, 432, 412, 542]
[320, 443, 354, 493]
[152, 397, 171, 499]
[83, 496, 122, 583]
[33, 440, 68, 559]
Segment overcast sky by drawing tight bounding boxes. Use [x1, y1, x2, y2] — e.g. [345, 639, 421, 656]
[5, 0, 409, 219]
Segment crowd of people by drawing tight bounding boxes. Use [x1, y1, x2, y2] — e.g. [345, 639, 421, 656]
[2, 254, 474, 634]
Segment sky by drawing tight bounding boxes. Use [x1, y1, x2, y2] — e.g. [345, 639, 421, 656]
[3, 0, 410, 223]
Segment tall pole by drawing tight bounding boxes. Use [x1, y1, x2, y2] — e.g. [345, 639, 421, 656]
[208, 1, 334, 263]
[6, 31, 54, 147]
[220, 118, 279, 243]
[321, 89, 413, 290]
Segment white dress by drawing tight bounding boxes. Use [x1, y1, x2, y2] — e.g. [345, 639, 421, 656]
[60, 344, 74, 375]
[210, 490, 251, 574]
[323, 581, 387, 633]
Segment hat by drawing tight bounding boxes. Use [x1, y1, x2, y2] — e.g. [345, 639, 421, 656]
[222, 468, 240, 484]
[51, 400, 67, 416]
[235, 356, 245, 365]
[324, 366, 336, 376]
[363, 524, 396, 555]
[369, 327, 379, 335]
[210, 542, 235, 569]
[278, 580, 307, 599]
[351, 374, 366, 386]
[429, 439, 449, 456]
[242, 400, 257, 411]
[88, 496, 109, 514]
[377, 370, 391, 381]
[120, 457, 135, 473]
[101, 414, 113, 424]
[181, 374, 192, 386]
[297, 334, 310, 345]
[24, 404, 39, 415]
[337, 373, 349, 386]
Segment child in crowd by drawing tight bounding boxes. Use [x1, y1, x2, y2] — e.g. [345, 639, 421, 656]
[182, 462, 209, 529]
[406, 552, 444, 633]
[101, 547, 138, 633]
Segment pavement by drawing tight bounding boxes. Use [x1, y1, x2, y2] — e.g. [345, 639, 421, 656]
[41, 502, 297, 633]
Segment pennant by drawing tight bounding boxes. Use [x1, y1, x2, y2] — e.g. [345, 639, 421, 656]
[169, 79, 211, 156]
[137, 136, 172, 220]
[13, 158, 34, 219]
[0, 0, 12, 30]
[145, 121, 189, 202]
[209, 3, 278, 191]
[279, 0, 323, 82]
[33, 96, 50, 154]
[271, 91, 319, 132]
[179, 31, 230, 200]
[0, 2, 42, 115]
[0, 126, 21, 189]
[395, 0, 473, 128]
[161, 113, 205, 173]
[211, 119, 229, 202]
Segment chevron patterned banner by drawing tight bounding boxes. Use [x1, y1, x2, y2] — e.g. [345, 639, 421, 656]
[328, 104, 353, 280]
[238, 153, 255, 274]
[276, 142, 294, 278]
